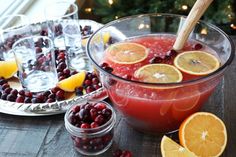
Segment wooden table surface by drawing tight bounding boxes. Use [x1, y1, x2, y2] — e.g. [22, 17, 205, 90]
[0, 37, 235, 157]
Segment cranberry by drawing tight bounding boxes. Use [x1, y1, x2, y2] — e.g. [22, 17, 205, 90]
[51, 87, 60, 94]
[56, 90, 65, 100]
[10, 89, 18, 96]
[123, 74, 132, 80]
[57, 62, 67, 71]
[25, 91, 33, 98]
[16, 96, 25, 103]
[149, 56, 163, 64]
[167, 49, 178, 57]
[90, 122, 99, 128]
[48, 93, 56, 99]
[86, 86, 95, 93]
[18, 89, 25, 96]
[43, 91, 51, 97]
[90, 108, 98, 120]
[72, 105, 80, 113]
[95, 103, 106, 110]
[104, 66, 113, 73]
[46, 98, 55, 103]
[113, 149, 122, 157]
[78, 109, 90, 121]
[35, 47, 42, 53]
[7, 94, 16, 102]
[92, 78, 99, 85]
[121, 150, 132, 157]
[63, 69, 71, 77]
[193, 43, 203, 50]
[4, 87, 12, 94]
[84, 80, 92, 87]
[81, 123, 90, 129]
[0, 79, 7, 85]
[24, 97, 32, 103]
[102, 108, 112, 118]
[1, 83, 10, 90]
[94, 115, 105, 125]
[1, 93, 7, 100]
[93, 84, 101, 90]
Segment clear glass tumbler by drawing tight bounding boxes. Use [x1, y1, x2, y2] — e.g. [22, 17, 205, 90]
[45, 2, 87, 71]
[13, 35, 58, 93]
[0, 14, 32, 61]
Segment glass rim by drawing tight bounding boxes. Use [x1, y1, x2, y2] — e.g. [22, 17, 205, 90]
[0, 14, 30, 32]
[12, 35, 53, 49]
[87, 13, 235, 87]
[44, 1, 78, 20]
[64, 100, 116, 137]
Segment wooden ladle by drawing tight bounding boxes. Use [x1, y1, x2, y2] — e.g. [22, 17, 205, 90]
[173, 0, 213, 51]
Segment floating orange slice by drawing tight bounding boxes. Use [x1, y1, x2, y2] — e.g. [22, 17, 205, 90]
[0, 60, 18, 79]
[179, 112, 227, 157]
[161, 135, 197, 157]
[174, 51, 220, 76]
[134, 64, 183, 83]
[57, 71, 86, 92]
[106, 42, 148, 64]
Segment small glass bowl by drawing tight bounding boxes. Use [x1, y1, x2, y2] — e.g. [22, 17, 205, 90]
[64, 100, 116, 155]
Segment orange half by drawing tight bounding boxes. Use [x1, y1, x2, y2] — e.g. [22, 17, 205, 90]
[174, 51, 220, 76]
[179, 112, 227, 157]
[106, 42, 148, 64]
[134, 64, 183, 83]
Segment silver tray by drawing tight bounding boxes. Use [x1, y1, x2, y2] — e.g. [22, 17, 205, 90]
[0, 19, 107, 116]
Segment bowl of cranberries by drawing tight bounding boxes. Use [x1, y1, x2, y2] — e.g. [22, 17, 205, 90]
[64, 100, 116, 155]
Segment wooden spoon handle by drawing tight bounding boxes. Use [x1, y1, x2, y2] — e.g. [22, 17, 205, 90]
[173, 0, 213, 51]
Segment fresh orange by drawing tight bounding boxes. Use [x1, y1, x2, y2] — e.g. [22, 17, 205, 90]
[134, 64, 183, 83]
[179, 112, 227, 157]
[57, 70, 86, 92]
[0, 60, 18, 79]
[161, 135, 197, 157]
[174, 51, 220, 75]
[106, 42, 148, 64]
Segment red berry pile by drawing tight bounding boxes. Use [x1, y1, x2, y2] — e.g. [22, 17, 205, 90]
[113, 149, 132, 157]
[69, 102, 113, 153]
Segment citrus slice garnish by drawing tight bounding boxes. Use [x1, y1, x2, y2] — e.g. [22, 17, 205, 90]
[179, 112, 227, 157]
[161, 135, 197, 157]
[0, 60, 18, 79]
[134, 64, 183, 83]
[106, 42, 148, 64]
[57, 71, 86, 92]
[174, 51, 220, 76]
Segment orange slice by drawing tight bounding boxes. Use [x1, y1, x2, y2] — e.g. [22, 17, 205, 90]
[161, 135, 197, 157]
[174, 51, 220, 76]
[57, 71, 86, 92]
[0, 60, 18, 79]
[134, 64, 183, 83]
[179, 112, 227, 157]
[106, 42, 148, 64]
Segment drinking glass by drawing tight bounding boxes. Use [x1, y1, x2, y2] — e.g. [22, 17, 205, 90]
[0, 14, 32, 61]
[13, 36, 58, 93]
[45, 2, 86, 71]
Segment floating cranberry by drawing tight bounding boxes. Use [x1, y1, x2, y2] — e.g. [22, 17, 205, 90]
[149, 56, 163, 64]
[193, 43, 203, 50]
